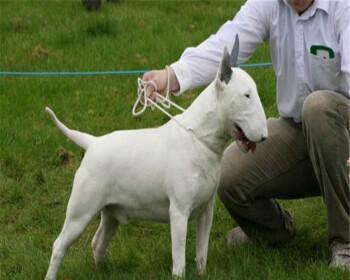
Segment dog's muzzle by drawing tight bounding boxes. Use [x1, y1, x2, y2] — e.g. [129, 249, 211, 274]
[232, 124, 257, 153]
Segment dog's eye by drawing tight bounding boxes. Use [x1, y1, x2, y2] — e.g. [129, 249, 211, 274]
[244, 94, 250, 99]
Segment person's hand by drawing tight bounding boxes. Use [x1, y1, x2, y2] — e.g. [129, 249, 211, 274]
[142, 67, 180, 101]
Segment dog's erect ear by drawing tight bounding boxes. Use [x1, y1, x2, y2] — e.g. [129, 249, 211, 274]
[230, 34, 239, 67]
[218, 47, 232, 84]
[218, 35, 240, 85]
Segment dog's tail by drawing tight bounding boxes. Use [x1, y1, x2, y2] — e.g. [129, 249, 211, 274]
[45, 107, 96, 150]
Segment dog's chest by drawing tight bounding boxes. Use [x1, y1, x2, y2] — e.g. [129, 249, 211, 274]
[186, 160, 221, 214]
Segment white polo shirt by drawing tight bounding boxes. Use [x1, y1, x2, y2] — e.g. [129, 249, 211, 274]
[171, 0, 350, 122]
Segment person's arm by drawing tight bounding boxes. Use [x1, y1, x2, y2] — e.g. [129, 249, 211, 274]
[170, 0, 273, 94]
[143, 0, 273, 99]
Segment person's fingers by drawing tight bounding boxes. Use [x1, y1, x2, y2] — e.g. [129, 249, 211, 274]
[142, 69, 168, 100]
[146, 82, 157, 100]
[142, 70, 155, 81]
[142, 71, 157, 100]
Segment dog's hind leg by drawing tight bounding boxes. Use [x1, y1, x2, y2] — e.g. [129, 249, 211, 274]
[195, 196, 215, 275]
[91, 208, 119, 265]
[169, 201, 189, 278]
[45, 216, 94, 280]
[45, 167, 102, 280]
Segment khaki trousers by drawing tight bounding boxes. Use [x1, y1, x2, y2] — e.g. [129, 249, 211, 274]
[218, 90, 350, 246]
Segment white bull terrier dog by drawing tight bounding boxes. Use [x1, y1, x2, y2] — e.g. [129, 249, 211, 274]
[44, 36, 268, 280]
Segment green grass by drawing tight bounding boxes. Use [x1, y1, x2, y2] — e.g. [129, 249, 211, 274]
[0, 0, 348, 279]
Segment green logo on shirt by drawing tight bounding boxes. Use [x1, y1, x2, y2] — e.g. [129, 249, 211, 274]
[310, 45, 335, 59]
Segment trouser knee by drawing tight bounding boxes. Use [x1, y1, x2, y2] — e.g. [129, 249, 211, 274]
[302, 90, 337, 134]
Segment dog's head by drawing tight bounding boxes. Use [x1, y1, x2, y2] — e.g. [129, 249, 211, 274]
[215, 35, 268, 152]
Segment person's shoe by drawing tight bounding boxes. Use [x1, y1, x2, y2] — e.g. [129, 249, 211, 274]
[329, 241, 350, 271]
[226, 227, 251, 246]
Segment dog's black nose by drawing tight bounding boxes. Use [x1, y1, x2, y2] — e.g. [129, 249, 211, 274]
[261, 137, 267, 142]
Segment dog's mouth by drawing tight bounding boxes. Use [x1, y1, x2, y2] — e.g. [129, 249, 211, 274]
[232, 124, 256, 153]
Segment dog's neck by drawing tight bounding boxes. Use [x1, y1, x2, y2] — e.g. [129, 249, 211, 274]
[176, 83, 228, 155]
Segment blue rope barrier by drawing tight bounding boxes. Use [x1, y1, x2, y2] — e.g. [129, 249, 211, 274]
[0, 70, 147, 77]
[240, 62, 272, 68]
[0, 62, 272, 77]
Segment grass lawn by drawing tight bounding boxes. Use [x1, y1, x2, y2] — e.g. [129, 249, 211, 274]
[0, 0, 348, 279]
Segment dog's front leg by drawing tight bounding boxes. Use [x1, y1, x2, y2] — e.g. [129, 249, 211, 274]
[169, 202, 189, 278]
[195, 196, 215, 275]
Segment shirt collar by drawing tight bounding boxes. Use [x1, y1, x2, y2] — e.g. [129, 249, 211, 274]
[314, 1, 329, 14]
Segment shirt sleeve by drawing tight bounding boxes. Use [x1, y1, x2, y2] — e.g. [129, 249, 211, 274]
[170, 0, 272, 94]
[336, 1, 350, 98]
